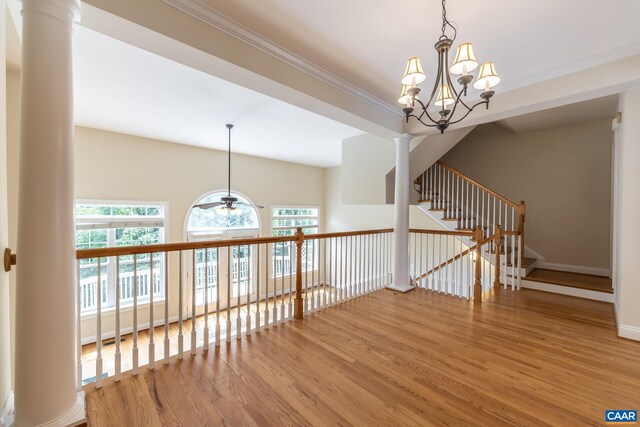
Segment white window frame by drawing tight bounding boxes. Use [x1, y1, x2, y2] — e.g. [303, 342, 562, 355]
[271, 205, 321, 236]
[76, 199, 170, 317]
[271, 206, 321, 277]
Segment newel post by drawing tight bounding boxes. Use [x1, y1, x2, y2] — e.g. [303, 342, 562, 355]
[493, 225, 502, 291]
[473, 227, 483, 304]
[518, 201, 526, 257]
[294, 227, 305, 320]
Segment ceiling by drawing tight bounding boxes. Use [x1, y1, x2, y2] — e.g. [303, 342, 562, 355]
[71, 26, 362, 167]
[197, 0, 640, 105]
[496, 95, 618, 134]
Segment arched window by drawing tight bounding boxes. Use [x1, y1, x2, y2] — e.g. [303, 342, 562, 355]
[187, 191, 259, 232]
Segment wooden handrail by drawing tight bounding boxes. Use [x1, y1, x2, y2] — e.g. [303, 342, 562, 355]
[436, 161, 519, 209]
[413, 245, 476, 282]
[409, 228, 474, 237]
[304, 228, 393, 240]
[77, 228, 395, 260]
[410, 229, 497, 284]
[77, 235, 297, 259]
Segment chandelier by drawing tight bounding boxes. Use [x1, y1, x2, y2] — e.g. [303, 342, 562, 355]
[399, 0, 500, 133]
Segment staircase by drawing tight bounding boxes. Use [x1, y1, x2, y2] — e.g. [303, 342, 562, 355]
[414, 161, 534, 289]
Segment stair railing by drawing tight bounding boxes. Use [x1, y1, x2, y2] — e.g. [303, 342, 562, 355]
[415, 161, 524, 290]
[416, 161, 525, 245]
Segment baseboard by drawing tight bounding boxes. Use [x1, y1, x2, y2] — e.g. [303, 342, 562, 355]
[614, 298, 640, 341]
[618, 324, 640, 341]
[521, 280, 614, 303]
[535, 262, 610, 277]
[0, 392, 14, 427]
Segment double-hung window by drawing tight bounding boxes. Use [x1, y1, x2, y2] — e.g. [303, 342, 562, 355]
[75, 202, 166, 313]
[271, 207, 319, 277]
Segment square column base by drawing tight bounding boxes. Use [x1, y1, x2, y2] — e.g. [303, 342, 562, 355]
[386, 285, 415, 293]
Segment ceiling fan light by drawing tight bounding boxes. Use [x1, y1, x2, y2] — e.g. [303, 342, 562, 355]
[473, 62, 501, 90]
[434, 83, 455, 108]
[449, 42, 478, 75]
[401, 57, 427, 86]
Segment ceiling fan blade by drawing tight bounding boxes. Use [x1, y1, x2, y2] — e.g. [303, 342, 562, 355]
[193, 201, 224, 210]
[235, 201, 264, 209]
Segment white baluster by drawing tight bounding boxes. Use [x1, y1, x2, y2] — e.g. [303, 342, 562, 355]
[148, 253, 155, 369]
[191, 250, 197, 355]
[178, 252, 184, 358]
[255, 245, 261, 333]
[163, 252, 170, 364]
[227, 246, 232, 342]
[264, 244, 270, 329]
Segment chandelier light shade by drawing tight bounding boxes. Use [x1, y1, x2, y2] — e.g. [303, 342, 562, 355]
[449, 42, 478, 75]
[435, 83, 455, 108]
[474, 62, 501, 90]
[399, 0, 500, 133]
[401, 57, 427, 86]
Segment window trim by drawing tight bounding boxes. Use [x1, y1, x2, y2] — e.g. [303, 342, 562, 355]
[76, 199, 170, 317]
[270, 205, 321, 236]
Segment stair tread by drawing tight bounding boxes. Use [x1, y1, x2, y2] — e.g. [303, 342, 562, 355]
[521, 268, 613, 293]
[506, 257, 537, 268]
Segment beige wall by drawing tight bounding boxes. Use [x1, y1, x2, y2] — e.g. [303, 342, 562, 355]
[341, 133, 395, 205]
[73, 127, 324, 339]
[324, 166, 440, 232]
[441, 121, 613, 272]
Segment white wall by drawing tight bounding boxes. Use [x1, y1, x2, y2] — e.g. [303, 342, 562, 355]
[441, 121, 613, 273]
[0, 0, 13, 411]
[613, 88, 640, 341]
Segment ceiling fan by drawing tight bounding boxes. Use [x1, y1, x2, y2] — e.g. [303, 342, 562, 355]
[193, 124, 264, 212]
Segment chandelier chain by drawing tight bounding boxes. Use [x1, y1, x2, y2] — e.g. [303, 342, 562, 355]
[440, 0, 457, 41]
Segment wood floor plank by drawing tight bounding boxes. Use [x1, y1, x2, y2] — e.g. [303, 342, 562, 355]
[85, 288, 640, 426]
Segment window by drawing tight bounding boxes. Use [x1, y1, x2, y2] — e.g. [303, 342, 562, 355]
[272, 207, 319, 236]
[271, 207, 319, 276]
[186, 192, 260, 305]
[76, 202, 166, 313]
[187, 192, 259, 231]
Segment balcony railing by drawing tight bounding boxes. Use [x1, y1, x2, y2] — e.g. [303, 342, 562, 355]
[75, 226, 503, 389]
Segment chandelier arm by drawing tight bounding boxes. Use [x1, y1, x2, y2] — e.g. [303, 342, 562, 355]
[444, 55, 462, 101]
[423, 49, 444, 110]
[412, 98, 440, 125]
[407, 113, 438, 128]
[443, 84, 473, 123]
[447, 100, 489, 126]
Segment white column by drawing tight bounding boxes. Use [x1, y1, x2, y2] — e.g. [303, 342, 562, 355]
[14, 1, 84, 426]
[388, 133, 414, 292]
[614, 88, 640, 341]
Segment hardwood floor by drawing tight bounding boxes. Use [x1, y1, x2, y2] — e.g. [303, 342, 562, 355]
[525, 268, 613, 293]
[84, 288, 640, 426]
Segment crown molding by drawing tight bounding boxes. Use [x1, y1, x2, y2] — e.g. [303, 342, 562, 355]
[161, 0, 402, 119]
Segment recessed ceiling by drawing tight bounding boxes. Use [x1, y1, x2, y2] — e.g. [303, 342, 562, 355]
[195, 0, 640, 106]
[72, 26, 362, 168]
[495, 95, 619, 134]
